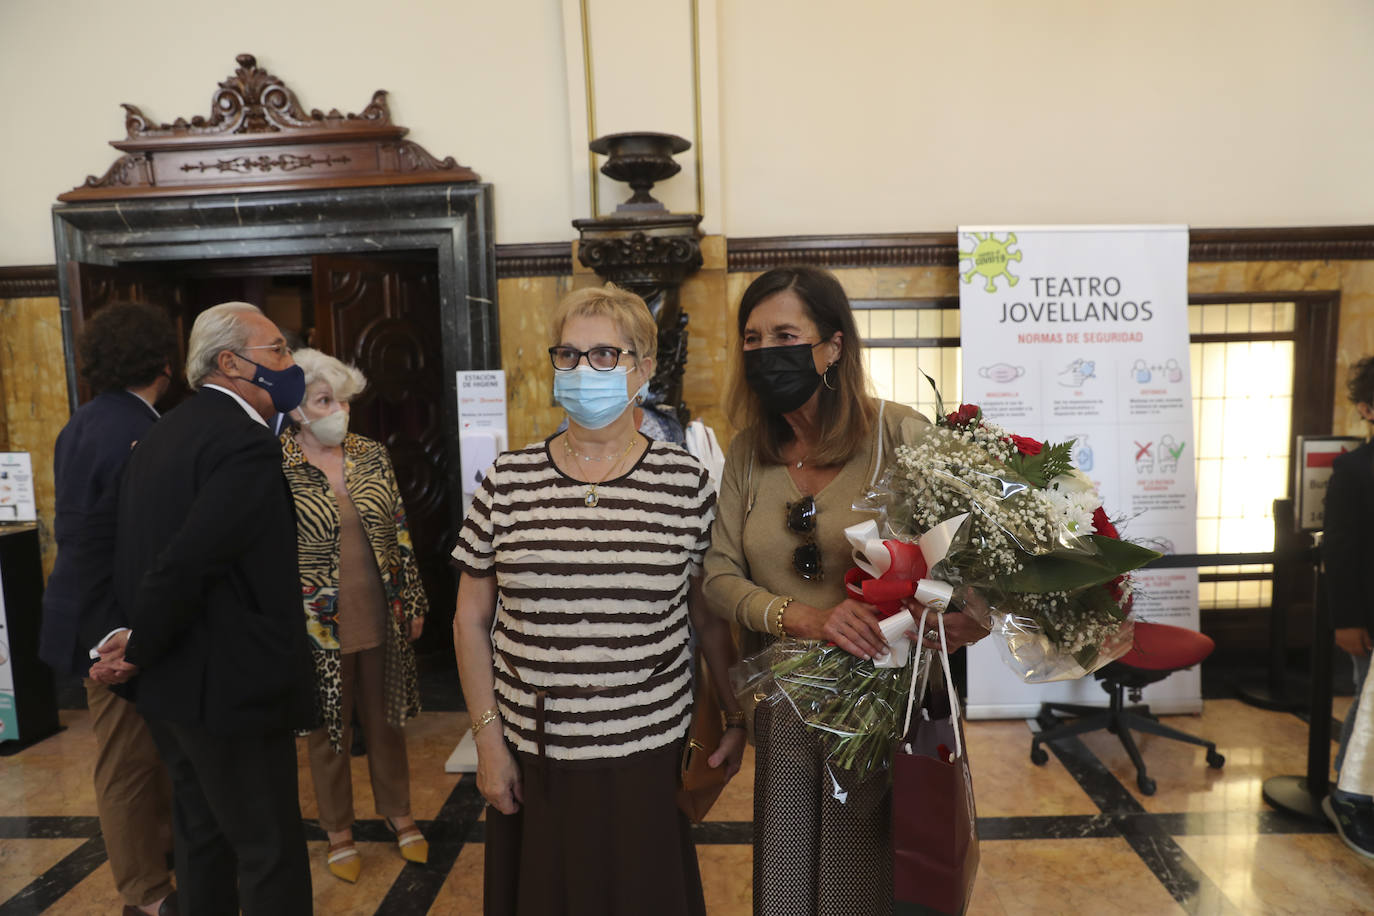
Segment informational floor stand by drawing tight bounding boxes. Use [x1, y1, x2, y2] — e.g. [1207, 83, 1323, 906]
[450, 370, 509, 770]
[0, 453, 37, 523]
[957, 225, 1201, 718]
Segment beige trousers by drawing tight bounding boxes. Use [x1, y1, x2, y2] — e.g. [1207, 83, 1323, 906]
[306, 645, 412, 831]
[85, 679, 175, 907]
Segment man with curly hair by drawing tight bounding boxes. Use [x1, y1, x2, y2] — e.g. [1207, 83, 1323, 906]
[39, 301, 180, 915]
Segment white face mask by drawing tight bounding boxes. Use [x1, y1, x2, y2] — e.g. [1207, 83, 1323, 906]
[302, 408, 349, 446]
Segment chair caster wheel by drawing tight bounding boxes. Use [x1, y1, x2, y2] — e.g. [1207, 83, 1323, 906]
[1207, 750, 1225, 769]
[1030, 745, 1049, 766]
[1137, 775, 1156, 795]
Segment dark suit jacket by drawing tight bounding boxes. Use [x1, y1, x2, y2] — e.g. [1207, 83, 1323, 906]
[39, 390, 159, 677]
[1323, 438, 1374, 632]
[115, 388, 315, 735]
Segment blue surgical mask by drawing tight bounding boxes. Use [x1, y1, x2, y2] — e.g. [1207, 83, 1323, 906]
[554, 366, 646, 430]
[236, 354, 306, 414]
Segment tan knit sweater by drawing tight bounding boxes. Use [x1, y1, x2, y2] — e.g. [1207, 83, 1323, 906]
[703, 400, 930, 632]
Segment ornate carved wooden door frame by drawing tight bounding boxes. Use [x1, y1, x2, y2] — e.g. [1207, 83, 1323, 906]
[52, 57, 498, 614]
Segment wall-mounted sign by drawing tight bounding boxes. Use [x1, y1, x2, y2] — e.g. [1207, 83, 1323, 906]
[1296, 435, 1363, 533]
[456, 370, 509, 517]
[0, 453, 36, 523]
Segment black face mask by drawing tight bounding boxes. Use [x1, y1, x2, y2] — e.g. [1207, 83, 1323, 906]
[743, 343, 824, 414]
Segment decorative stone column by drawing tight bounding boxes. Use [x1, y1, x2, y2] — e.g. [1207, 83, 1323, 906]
[573, 132, 703, 427]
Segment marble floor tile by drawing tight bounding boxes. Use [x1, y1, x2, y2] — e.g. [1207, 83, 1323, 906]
[697, 845, 752, 915]
[971, 838, 1188, 915]
[1175, 832, 1374, 915]
[430, 842, 484, 916]
[33, 856, 122, 916]
[0, 712, 100, 817]
[0, 838, 84, 904]
[967, 718, 1100, 817]
[1072, 699, 1318, 813]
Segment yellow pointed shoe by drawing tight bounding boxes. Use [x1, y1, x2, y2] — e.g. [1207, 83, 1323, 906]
[327, 841, 362, 883]
[386, 817, 429, 864]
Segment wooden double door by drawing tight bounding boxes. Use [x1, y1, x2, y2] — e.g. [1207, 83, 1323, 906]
[70, 253, 456, 654]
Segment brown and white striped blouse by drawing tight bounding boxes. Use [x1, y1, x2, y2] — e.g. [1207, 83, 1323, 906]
[451, 436, 716, 762]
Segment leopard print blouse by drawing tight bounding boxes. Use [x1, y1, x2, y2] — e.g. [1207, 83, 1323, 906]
[281, 432, 427, 753]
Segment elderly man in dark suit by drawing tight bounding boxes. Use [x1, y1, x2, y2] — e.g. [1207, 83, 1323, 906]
[95, 301, 315, 914]
[39, 301, 179, 916]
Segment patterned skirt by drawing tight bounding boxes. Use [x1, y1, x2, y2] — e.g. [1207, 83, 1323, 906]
[752, 695, 893, 916]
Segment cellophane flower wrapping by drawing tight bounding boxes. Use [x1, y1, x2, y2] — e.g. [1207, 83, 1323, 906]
[732, 635, 927, 797]
[733, 401, 1158, 799]
[865, 403, 1156, 683]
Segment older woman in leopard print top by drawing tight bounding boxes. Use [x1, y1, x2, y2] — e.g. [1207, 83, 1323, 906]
[280, 348, 429, 883]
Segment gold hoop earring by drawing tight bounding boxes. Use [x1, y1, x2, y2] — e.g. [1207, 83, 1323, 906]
[823, 364, 838, 391]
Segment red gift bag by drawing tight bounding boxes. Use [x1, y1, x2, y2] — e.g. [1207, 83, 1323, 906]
[892, 615, 979, 916]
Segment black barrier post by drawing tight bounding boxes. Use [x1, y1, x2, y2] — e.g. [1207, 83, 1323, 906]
[1236, 499, 1307, 711]
[1261, 542, 1334, 823]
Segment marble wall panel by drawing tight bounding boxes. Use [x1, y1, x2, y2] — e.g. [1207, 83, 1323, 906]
[0, 296, 69, 577]
[680, 236, 732, 441]
[496, 274, 576, 450]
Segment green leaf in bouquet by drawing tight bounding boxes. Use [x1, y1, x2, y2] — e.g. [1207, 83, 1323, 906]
[999, 536, 1161, 593]
[1078, 581, 1129, 621]
[1005, 440, 1076, 488]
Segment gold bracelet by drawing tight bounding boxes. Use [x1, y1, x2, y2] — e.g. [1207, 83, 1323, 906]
[470, 707, 500, 736]
[774, 596, 794, 638]
[723, 711, 747, 730]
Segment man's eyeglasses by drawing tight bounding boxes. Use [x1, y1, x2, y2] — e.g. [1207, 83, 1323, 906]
[787, 495, 822, 581]
[239, 343, 290, 359]
[548, 346, 636, 372]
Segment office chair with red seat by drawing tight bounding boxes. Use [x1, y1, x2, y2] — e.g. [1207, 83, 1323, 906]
[1029, 620, 1225, 794]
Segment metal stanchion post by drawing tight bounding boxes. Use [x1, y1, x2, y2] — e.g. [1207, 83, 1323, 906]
[1236, 499, 1307, 711]
[1262, 541, 1334, 823]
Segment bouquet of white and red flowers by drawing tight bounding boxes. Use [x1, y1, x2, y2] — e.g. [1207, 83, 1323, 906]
[735, 398, 1160, 794]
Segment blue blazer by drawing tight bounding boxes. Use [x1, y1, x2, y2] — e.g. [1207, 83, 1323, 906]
[39, 390, 159, 677]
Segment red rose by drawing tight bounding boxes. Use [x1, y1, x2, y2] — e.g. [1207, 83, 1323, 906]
[946, 403, 981, 427]
[1106, 575, 1134, 617]
[1009, 435, 1043, 456]
[1092, 506, 1119, 540]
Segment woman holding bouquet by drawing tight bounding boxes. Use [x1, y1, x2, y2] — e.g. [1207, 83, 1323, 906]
[452, 284, 745, 916]
[703, 266, 988, 915]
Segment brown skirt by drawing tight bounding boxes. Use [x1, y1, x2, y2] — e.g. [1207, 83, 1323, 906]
[484, 741, 706, 916]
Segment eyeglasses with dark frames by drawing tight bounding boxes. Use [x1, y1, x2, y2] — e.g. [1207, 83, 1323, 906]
[548, 346, 637, 372]
[786, 495, 822, 581]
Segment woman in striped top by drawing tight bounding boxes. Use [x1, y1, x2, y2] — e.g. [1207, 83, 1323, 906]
[452, 284, 745, 916]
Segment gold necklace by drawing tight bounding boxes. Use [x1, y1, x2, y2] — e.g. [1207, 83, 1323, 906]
[565, 435, 636, 507]
[563, 434, 630, 462]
